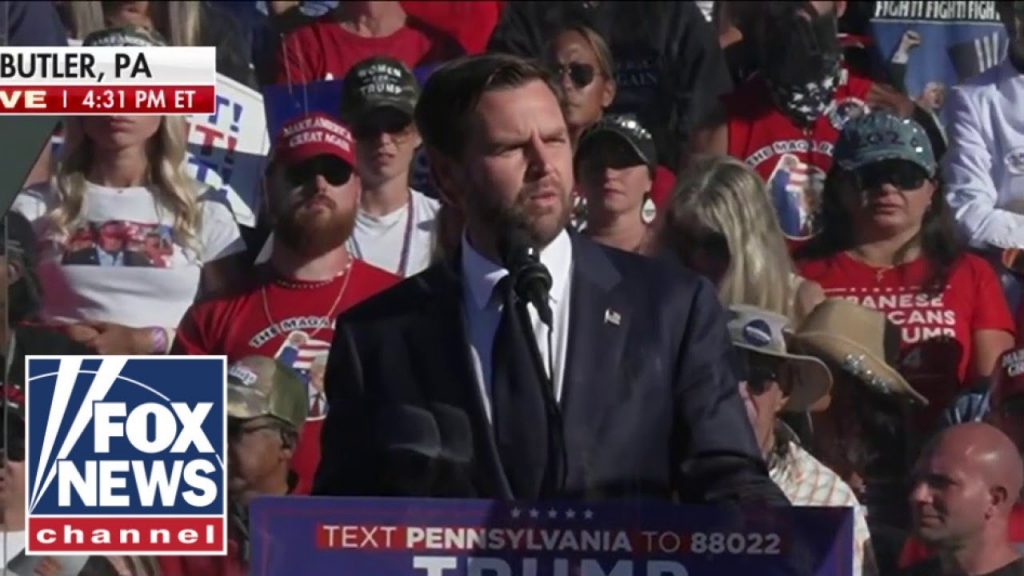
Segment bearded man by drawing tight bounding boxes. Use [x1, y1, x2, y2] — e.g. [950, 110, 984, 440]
[312, 53, 786, 505]
[173, 112, 401, 495]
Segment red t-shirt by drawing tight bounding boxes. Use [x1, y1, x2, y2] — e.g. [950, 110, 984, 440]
[899, 504, 1024, 568]
[724, 66, 874, 240]
[274, 18, 463, 84]
[173, 260, 402, 494]
[399, 1, 503, 55]
[798, 252, 1014, 430]
[159, 540, 245, 576]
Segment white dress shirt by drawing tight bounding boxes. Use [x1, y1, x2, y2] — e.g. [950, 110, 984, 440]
[944, 58, 1024, 250]
[461, 229, 573, 423]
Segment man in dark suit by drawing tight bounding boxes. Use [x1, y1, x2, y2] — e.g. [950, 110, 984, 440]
[313, 53, 787, 505]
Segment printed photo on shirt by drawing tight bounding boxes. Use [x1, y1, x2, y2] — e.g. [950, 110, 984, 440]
[59, 220, 175, 268]
[273, 328, 331, 421]
[767, 154, 827, 239]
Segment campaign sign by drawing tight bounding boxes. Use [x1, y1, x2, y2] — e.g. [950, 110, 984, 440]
[186, 73, 270, 228]
[250, 497, 855, 576]
[868, 0, 1007, 127]
[24, 356, 228, 556]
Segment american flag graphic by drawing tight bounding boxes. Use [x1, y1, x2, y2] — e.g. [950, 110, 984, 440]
[768, 154, 823, 238]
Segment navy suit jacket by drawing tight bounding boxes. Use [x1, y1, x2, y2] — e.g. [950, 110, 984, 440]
[313, 233, 788, 505]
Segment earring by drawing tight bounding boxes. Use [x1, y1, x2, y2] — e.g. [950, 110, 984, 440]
[641, 192, 657, 225]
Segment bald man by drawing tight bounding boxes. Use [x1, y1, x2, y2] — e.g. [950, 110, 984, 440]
[902, 423, 1024, 575]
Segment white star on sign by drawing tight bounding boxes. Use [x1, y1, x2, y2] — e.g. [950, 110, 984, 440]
[529, 509, 540, 519]
[584, 510, 594, 520]
[510, 508, 521, 518]
[548, 509, 558, 519]
[565, 509, 576, 519]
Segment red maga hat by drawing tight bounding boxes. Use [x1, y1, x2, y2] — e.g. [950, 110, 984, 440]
[273, 112, 355, 168]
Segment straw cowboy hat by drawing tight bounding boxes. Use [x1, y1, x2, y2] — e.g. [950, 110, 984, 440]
[726, 305, 832, 411]
[790, 298, 928, 406]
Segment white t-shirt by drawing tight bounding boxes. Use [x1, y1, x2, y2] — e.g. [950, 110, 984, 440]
[348, 189, 439, 277]
[14, 180, 244, 328]
[2, 530, 25, 568]
[255, 188, 440, 277]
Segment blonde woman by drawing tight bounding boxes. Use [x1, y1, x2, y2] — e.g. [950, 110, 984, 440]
[11, 29, 242, 356]
[658, 155, 824, 323]
[70, 1, 255, 87]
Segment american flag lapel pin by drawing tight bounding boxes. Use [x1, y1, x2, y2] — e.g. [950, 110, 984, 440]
[604, 308, 621, 326]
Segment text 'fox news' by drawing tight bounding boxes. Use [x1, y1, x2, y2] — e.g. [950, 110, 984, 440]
[24, 356, 227, 556]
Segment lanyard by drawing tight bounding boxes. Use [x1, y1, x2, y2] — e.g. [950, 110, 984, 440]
[350, 192, 416, 277]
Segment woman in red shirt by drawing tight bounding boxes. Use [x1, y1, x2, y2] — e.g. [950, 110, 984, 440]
[795, 111, 1015, 437]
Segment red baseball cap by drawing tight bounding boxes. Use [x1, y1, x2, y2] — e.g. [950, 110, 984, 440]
[273, 112, 355, 168]
[991, 347, 1024, 411]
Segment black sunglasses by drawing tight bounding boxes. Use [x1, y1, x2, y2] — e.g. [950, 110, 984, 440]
[228, 418, 283, 440]
[553, 62, 597, 89]
[580, 138, 645, 171]
[352, 115, 414, 142]
[285, 155, 352, 188]
[853, 160, 930, 191]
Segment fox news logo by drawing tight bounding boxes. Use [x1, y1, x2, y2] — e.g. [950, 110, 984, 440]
[24, 356, 227, 555]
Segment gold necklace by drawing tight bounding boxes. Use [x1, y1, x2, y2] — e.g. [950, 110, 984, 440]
[846, 250, 895, 282]
[260, 260, 354, 341]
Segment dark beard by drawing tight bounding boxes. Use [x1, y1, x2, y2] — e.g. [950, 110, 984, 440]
[472, 189, 572, 251]
[274, 205, 355, 258]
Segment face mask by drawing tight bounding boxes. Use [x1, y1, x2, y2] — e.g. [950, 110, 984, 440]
[759, 6, 843, 124]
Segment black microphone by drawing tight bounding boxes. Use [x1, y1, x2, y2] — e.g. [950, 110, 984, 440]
[498, 226, 554, 327]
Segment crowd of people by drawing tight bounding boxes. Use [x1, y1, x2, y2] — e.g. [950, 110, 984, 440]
[1, 1, 1024, 575]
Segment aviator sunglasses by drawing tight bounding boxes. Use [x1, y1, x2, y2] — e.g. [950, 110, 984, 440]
[552, 62, 598, 89]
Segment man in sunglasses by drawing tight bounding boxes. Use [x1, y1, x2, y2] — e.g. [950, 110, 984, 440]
[340, 56, 439, 278]
[728, 305, 875, 576]
[944, 1, 1024, 312]
[160, 355, 308, 576]
[173, 112, 402, 496]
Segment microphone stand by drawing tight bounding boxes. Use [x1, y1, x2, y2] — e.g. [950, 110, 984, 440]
[507, 272, 568, 498]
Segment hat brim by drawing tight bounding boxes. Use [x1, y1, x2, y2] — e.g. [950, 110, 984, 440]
[791, 331, 929, 406]
[347, 100, 416, 122]
[734, 344, 832, 412]
[577, 129, 654, 168]
[836, 152, 935, 177]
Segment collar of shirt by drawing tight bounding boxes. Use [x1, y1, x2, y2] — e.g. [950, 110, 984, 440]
[461, 229, 573, 310]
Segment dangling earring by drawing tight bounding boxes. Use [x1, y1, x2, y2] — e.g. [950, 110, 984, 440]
[641, 192, 657, 225]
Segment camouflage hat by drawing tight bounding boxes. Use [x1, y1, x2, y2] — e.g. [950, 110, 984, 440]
[226, 356, 308, 430]
[340, 56, 420, 123]
[833, 110, 936, 176]
[83, 25, 167, 48]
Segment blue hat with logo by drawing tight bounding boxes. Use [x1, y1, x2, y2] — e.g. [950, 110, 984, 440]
[833, 110, 937, 176]
[726, 305, 833, 412]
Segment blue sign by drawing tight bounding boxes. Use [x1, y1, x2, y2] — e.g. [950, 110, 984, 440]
[250, 497, 855, 576]
[868, 0, 1007, 127]
[24, 356, 228, 556]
